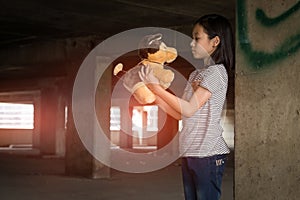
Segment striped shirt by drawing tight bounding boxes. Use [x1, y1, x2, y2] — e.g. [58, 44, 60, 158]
[180, 64, 230, 157]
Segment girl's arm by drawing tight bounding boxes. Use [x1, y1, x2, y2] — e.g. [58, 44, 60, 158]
[139, 66, 211, 117]
[150, 84, 211, 117]
[154, 95, 182, 120]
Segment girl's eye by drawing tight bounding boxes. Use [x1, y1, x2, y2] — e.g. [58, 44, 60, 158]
[195, 37, 200, 41]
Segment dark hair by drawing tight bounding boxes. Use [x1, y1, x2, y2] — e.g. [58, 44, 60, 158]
[194, 14, 234, 72]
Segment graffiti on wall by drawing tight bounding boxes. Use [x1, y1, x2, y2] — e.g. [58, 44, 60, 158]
[237, 0, 300, 69]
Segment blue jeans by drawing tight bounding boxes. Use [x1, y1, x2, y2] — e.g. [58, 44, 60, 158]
[181, 155, 227, 200]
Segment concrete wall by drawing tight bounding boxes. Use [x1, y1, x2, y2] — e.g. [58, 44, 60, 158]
[0, 129, 32, 147]
[235, 0, 300, 199]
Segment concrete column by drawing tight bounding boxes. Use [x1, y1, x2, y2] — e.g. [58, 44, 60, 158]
[32, 95, 41, 150]
[119, 105, 133, 148]
[39, 87, 58, 154]
[157, 109, 178, 150]
[55, 92, 66, 157]
[64, 39, 93, 177]
[65, 53, 111, 178]
[92, 56, 111, 178]
[39, 84, 66, 155]
[235, 0, 300, 199]
[65, 111, 93, 177]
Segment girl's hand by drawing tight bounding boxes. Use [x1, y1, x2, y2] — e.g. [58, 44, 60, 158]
[191, 80, 200, 91]
[138, 65, 160, 85]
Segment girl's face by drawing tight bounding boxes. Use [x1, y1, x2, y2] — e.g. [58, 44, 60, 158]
[190, 24, 217, 59]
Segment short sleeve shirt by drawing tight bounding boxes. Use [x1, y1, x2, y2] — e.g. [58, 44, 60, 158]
[180, 64, 230, 157]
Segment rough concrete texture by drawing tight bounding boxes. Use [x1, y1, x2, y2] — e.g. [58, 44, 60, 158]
[235, 0, 300, 199]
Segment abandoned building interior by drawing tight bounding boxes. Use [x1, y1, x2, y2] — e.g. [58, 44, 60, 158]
[0, 0, 235, 165]
[2, 0, 299, 199]
[0, 0, 244, 199]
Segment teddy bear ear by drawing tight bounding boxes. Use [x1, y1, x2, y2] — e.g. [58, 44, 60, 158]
[113, 63, 123, 75]
[148, 33, 162, 45]
[138, 33, 162, 50]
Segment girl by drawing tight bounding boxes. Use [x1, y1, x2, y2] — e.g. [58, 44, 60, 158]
[139, 14, 234, 200]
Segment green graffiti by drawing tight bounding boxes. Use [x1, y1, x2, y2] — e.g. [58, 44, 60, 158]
[256, 2, 300, 27]
[237, 0, 300, 69]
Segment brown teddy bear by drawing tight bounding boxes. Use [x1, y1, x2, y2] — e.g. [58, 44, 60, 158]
[113, 33, 177, 104]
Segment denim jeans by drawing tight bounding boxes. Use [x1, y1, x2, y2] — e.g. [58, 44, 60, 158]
[181, 154, 227, 200]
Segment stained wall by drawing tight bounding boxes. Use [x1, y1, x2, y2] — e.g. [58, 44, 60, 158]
[235, 0, 300, 199]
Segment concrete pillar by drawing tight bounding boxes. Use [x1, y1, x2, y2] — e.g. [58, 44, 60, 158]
[39, 83, 66, 155]
[65, 112, 94, 177]
[235, 0, 300, 199]
[93, 56, 111, 178]
[119, 105, 133, 148]
[55, 90, 67, 157]
[64, 38, 94, 177]
[157, 109, 178, 149]
[40, 87, 58, 154]
[65, 52, 111, 178]
[32, 95, 41, 150]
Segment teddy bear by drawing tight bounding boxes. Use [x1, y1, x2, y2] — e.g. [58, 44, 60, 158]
[113, 33, 177, 104]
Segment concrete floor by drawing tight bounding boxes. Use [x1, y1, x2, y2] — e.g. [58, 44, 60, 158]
[0, 150, 233, 200]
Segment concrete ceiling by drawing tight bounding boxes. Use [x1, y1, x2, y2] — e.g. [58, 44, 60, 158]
[0, 0, 235, 80]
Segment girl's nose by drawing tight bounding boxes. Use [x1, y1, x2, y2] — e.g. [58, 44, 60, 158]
[190, 40, 195, 47]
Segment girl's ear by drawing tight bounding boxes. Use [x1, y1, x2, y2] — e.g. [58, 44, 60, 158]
[213, 36, 220, 47]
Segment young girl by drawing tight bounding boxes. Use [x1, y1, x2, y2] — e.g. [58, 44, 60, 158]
[139, 14, 234, 200]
